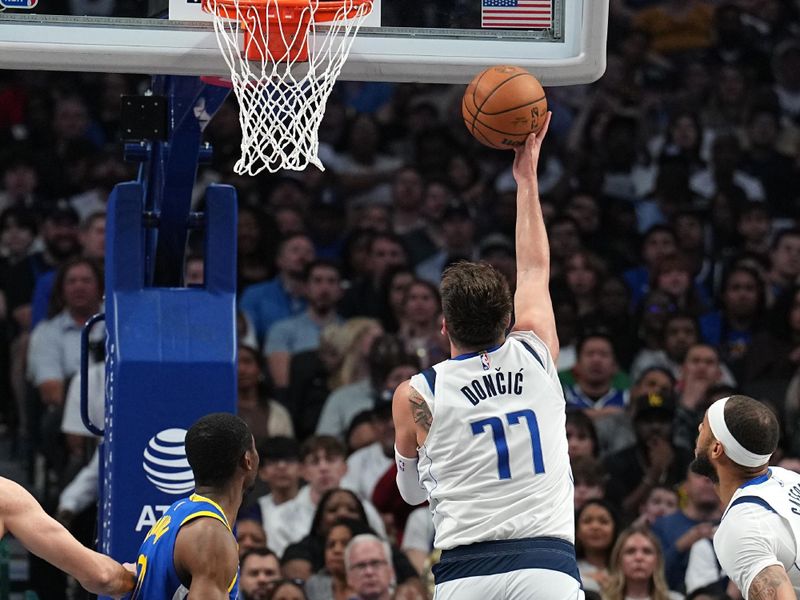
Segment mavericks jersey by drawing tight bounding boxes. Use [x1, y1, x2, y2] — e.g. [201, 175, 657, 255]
[132, 494, 239, 600]
[410, 330, 574, 550]
[715, 467, 800, 597]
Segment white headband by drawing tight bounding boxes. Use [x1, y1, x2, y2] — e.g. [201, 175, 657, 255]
[707, 397, 772, 468]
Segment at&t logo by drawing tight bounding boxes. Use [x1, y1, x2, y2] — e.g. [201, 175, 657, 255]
[142, 428, 194, 495]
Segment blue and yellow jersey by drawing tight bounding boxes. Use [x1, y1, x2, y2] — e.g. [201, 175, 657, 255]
[132, 494, 239, 600]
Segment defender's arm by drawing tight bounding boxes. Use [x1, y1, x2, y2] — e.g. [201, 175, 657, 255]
[392, 380, 429, 506]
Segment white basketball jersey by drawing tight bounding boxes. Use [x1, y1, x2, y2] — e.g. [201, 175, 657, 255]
[715, 466, 800, 597]
[409, 330, 574, 550]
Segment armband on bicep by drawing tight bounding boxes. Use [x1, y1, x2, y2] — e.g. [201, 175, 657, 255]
[395, 446, 427, 506]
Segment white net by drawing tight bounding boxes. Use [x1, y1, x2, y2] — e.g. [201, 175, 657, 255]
[203, 0, 372, 174]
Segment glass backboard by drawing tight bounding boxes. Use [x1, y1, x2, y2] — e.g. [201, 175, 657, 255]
[0, 0, 608, 84]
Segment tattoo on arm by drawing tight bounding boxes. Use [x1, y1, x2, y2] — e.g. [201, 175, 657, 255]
[749, 566, 792, 600]
[409, 388, 432, 433]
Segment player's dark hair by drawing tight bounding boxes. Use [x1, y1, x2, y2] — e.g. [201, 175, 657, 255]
[440, 261, 512, 349]
[724, 395, 779, 457]
[185, 413, 252, 488]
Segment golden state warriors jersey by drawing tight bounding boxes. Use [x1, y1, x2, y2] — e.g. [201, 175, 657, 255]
[132, 494, 239, 600]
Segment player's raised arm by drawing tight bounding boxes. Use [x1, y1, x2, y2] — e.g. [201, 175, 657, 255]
[511, 112, 558, 360]
[174, 518, 240, 600]
[0, 477, 134, 598]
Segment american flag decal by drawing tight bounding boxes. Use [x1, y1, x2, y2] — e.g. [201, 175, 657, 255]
[481, 0, 552, 29]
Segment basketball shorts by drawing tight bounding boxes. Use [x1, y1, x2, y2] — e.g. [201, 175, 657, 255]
[432, 537, 584, 600]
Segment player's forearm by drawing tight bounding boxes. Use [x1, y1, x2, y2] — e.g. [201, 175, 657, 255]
[515, 175, 550, 278]
[78, 556, 135, 597]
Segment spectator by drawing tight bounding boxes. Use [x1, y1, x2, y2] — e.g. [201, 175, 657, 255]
[416, 199, 477, 285]
[237, 205, 277, 293]
[269, 438, 386, 559]
[699, 265, 764, 378]
[582, 275, 638, 370]
[690, 133, 766, 203]
[565, 410, 600, 460]
[631, 312, 699, 381]
[604, 392, 692, 519]
[396, 279, 448, 369]
[674, 344, 726, 451]
[345, 534, 396, 600]
[346, 403, 396, 506]
[575, 499, 620, 594]
[633, 485, 679, 529]
[766, 228, 800, 303]
[561, 332, 630, 417]
[240, 548, 282, 600]
[735, 202, 771, 258]
[316, 334, 414, 438]
[744, 284, 800, 388]
[602, 525, 683, 600]
[572, 456, 608, 511]
[281, 487, 407, 582]
[305, 518, 370, 600]
[340, 233, 408, 319]
[237, 344, 295, 445]
[250, 437, 302, 551]
[267, 580, 308, 600]
[390, 167, 425, 236]
[31, 210, 105, 329]
[563, 251, 607, 317]
[624, 226, 679, 305]
[651, 470, 721, 593]
[237, 520, 269, 556]
[287, 320, 380, 440]
[27, 258, 103, 407]
[379, 266, 415, 333]
[240, 233, 315, 344]
[265, 260, 344, 389]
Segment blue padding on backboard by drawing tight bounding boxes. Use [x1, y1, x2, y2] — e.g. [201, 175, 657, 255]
[100, 181, 238, 564]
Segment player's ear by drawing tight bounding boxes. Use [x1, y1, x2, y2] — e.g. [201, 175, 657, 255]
[710, 439, 724, 460]
[441, 317, 448, 338]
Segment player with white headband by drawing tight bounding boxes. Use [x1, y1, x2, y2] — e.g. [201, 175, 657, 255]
[691, 394, 800, 599]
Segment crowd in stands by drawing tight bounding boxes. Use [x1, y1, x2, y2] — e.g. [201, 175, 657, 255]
[0, 0, 799, 598]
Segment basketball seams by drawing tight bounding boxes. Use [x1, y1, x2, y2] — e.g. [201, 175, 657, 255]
[469, 68, 494, 134]
[476, 71, 529, 116]
[463, 101, 544, 138]
[462, 103, 527, 147]
[480, 95, 547, 116]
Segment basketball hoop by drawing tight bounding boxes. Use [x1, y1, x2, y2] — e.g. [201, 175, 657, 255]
[201, 0, 373, 174]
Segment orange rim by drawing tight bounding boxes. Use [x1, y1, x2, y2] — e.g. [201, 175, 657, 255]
[201, 0, 372, 62]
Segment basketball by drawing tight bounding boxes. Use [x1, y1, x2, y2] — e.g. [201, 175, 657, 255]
[462, 65, 548, 150]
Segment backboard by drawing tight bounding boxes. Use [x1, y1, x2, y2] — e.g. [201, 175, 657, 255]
[0, 0, 607, 85]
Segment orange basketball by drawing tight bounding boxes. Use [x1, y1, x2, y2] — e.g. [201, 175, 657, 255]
[462, 65, 548, 150]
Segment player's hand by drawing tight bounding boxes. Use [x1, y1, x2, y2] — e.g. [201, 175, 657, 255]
[512, 111, 552, 182]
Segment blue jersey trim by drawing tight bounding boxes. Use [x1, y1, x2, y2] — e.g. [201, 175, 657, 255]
[432, 537, 580, 585]
[727, 495, 777, 517]
[518, 340, 545, 370]
[421, 367, 437, 395]
[450, 344, 502, 361]
[740, 469, 772, 489]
